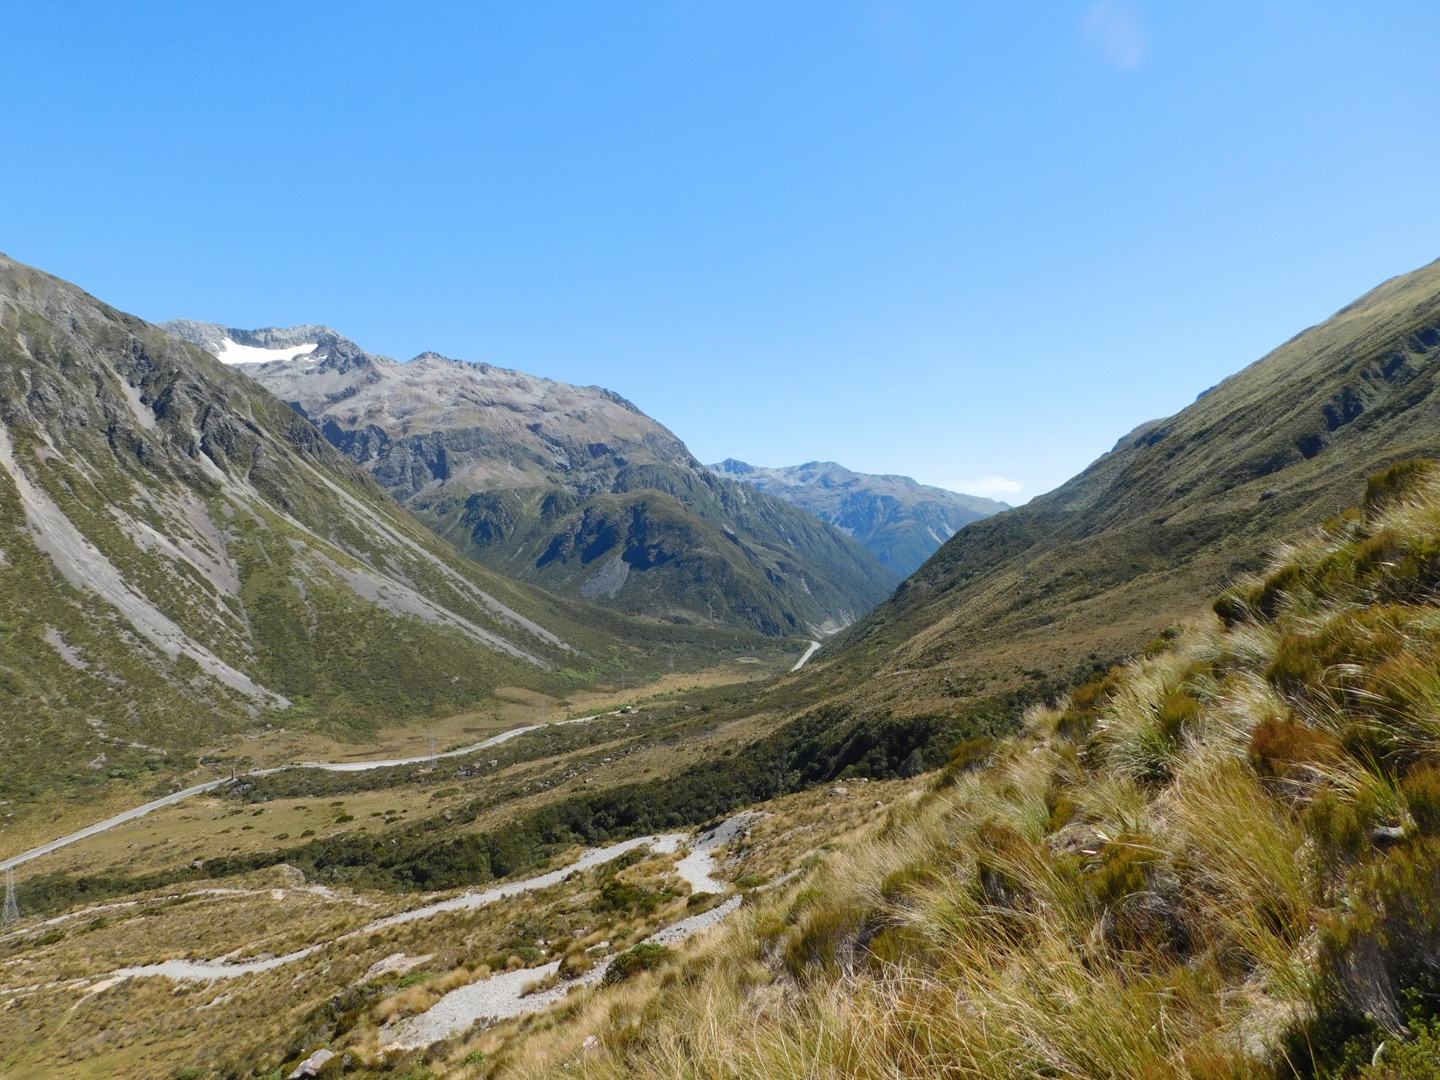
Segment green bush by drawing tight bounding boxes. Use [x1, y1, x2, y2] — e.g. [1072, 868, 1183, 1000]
[1306, 788, 1377, 858]
[1358, 1016, 1440, 1078]
[784, 903, 866, 979]
[1212, 588, 1252, 627]
[1266, 634, 1325, 695]
[591, 879, 665, 915]
[934, 736, 995, 788]
[1056, 666, 1126, 741]
[602, 942, 673, 986]
[1089, 835, 1160, 908]
[1156, 688, 1202, 745]
[1404, 764, 1440, 836]
[1294, 840, 1440, 1071]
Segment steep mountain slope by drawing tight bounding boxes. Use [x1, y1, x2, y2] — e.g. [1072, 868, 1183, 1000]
[164, 323, 899, 635]
[814, 255, 1440, 720]
[0, 255, 642, 808]
[711, 458, 1007, 576]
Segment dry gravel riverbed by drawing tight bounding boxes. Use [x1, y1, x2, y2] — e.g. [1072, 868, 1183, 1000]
[76, 809, 759, 1052]
[378, 814, 757, 1049]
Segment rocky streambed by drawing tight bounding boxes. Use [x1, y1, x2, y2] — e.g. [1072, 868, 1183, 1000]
[83, 810, 761, 1051]
[378, 812, 759, 1049]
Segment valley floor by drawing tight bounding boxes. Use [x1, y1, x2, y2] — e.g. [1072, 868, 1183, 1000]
[0, 768, 912, 1079]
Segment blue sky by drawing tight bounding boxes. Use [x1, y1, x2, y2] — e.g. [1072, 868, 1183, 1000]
[4, 2, 1437, 501]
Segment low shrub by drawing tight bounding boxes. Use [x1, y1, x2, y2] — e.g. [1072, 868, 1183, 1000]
[1295, 839, 1440, 1070]
[602, 942, 673, 986]
[1248, 715, 1341, 779]
[934, 736, 995, 788]
[1403, 763, 1440, 836]
[1364, 459, 1438, 516]
[591, 879, 667, 915]
[557, 950, 596, 980]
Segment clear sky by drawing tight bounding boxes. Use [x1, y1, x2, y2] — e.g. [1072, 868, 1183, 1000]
[3, 3, 1437, 502]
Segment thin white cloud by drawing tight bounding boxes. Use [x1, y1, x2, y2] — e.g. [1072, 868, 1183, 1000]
[1083, 1, 1147, 70]
[973, 476, 1024, 496]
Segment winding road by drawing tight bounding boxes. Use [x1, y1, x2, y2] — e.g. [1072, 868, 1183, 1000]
[790, 639, 822, 672]
[0, 716, 598, 873]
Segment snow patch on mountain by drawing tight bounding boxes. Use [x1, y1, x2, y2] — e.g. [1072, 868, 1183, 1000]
[212, 338, 318, 366]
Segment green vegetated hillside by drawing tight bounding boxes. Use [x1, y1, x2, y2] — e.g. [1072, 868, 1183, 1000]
[0, 255, 768, 812]
[162, 324, 900, 635]
[806, 255, 1440, 725]
[423, 466, 894, 636]
[553, 459, 1440, 1080]
[9, 254, 1440, 1078]
[712, 457, 1008, 576]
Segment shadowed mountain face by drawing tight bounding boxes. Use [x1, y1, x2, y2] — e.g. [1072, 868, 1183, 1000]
[711, 459, 1007, 577]
[166, 324, 899, 636]
[0, 254, 626, 805]
[795, 256, 1440, 723]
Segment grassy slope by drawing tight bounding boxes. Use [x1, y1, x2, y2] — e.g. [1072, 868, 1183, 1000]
[0, 773, 915, 1080]
[10, 263, 1440, 1077]
[525, 460, 1440, 1080]
[793, 255, 1440, 726]
[22, 465, 1440, 1079]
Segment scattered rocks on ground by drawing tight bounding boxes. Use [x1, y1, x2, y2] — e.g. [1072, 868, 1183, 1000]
[359, 952, 434, 985]
[1373, 825, 1407, 846]
[288, 1047, 334, 1079]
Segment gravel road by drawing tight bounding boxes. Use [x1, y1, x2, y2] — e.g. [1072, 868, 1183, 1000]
[0, 716, 600, 872]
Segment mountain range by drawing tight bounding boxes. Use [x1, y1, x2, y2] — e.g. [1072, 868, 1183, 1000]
[710, 458, 1006, 576]
[0, 255, 752, 808]
[163, 322, 900, 637]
